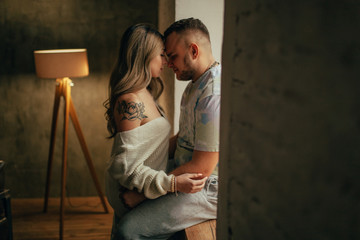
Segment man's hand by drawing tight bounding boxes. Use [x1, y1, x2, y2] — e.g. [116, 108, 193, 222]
[120, 190, 146, 209]
[176, 173, 207, 193]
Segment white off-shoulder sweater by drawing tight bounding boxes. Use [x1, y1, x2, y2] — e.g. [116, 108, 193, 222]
[105, 117, 172, 216]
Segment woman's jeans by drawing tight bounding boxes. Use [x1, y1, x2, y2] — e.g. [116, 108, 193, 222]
[111, 175, 218, 240]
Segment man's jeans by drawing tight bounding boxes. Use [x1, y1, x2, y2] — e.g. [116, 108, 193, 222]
[111, 175, 218, 240]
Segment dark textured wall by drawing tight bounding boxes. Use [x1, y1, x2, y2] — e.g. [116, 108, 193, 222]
[219, 0, 360, 239]
[0, 0, 158, 197]
[158, 0, 175, 132]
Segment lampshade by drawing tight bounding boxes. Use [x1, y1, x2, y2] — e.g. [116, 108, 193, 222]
[34, 49, 89, 79]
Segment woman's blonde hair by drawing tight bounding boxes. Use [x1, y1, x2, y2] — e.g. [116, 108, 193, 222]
[104, 23, 164, 138]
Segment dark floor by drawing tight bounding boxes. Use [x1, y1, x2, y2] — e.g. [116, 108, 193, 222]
[12, 197, 112, 240]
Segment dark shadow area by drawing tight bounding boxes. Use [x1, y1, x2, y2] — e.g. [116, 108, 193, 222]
[0, 0, 158, 75]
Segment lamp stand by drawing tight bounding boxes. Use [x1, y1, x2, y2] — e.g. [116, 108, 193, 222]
[44, 77, 109, 239]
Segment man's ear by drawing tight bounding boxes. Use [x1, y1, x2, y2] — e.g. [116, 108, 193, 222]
[189, 43, 199, 59]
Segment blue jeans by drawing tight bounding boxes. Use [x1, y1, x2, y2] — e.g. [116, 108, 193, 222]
[111, 175, 218, 240]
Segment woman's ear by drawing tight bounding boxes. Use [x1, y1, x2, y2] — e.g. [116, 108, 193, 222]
[189, 43, 199, 59]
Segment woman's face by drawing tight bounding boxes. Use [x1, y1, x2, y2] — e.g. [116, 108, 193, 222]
[150, 46, 167, 78]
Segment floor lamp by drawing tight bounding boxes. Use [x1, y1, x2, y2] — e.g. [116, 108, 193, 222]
[34, 49, 109, 239]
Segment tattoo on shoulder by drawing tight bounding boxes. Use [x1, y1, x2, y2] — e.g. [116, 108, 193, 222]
[117, 100, 148, 121]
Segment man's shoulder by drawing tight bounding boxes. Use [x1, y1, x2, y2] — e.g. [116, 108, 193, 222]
[203, 64, 221, 94]
[198, 74, 221, 98]
[212, 75, 221, 95]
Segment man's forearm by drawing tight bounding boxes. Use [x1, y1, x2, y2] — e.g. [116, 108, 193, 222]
[170, 150, 219, 177]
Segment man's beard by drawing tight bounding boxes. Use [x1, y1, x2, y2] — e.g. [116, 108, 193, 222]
[177, 54, 195, 81]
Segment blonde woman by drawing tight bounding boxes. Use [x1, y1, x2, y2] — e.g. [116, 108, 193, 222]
[104, 23, 207, 238]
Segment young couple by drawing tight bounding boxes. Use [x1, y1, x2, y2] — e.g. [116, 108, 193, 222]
[104, 17, 221, 239]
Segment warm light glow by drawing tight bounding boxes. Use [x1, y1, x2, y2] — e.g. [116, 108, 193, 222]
[34, 49, 89, 79]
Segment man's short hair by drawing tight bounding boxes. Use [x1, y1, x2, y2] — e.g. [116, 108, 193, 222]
[164, 17, 210, 41]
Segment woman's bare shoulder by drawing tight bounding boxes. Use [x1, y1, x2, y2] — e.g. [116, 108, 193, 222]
[116, 92, 139, 102]
[114, 91, 148, 132]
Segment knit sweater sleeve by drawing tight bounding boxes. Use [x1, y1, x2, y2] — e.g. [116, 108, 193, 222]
[107, 118, 173, 199]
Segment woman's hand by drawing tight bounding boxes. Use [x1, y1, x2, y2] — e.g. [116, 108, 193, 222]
[176, 173, 207, 193]
[121, 190, 146, 209]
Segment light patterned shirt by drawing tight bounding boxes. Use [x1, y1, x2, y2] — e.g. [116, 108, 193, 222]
[174, 64, 221, 175]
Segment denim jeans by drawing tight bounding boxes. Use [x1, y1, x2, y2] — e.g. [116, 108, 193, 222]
[111, 175, 218, 240]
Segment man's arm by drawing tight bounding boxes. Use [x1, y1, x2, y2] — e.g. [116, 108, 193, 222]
[170, 150, 219, 177]
[121, 149, 215, 209]
[121, 160, 210, 208]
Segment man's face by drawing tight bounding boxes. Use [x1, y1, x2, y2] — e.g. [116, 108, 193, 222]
[165, 32, 195, 81]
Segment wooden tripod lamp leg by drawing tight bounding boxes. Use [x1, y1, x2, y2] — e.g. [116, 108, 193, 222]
[44, 79, 63, 213]
[60, 78, 71, 240]
[69, 98, 109, 213]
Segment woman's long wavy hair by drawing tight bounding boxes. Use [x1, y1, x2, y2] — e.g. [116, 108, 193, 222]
[104, 23, 165, 138]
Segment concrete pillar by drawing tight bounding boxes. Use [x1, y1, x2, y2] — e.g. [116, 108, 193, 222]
[218, 1, 360, 239]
